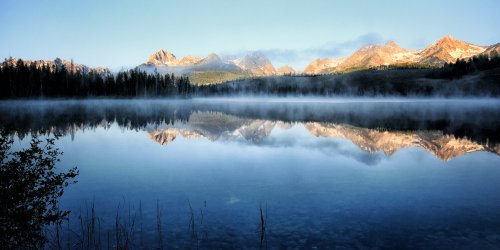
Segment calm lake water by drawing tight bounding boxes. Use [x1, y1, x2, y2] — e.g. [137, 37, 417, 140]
[2, 98, 500, 249]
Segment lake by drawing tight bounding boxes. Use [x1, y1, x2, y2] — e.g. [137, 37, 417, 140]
[2, 98, 500, 249]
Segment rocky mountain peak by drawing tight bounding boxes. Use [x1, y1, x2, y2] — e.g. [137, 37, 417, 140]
[201, 53, 222, 63]
[385, 40, 399, 48]
[438, 35, 457, 43]
[419, 35, 486, 64]
[432, 35, 466, 48]
[240, 52, 271, 67]
[189, 53, 244, 74]
[234, 52, 276, 76]
[481, 43, 500, 58]
[176, 56, 202, 66]
[147, 49, 177, 65]
[359, 44, 380, 52]
[303, 58, 345, 74]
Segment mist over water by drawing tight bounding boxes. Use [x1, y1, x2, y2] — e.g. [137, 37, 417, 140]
[2, 98, 500, 144]
[2, 98, 500, 249]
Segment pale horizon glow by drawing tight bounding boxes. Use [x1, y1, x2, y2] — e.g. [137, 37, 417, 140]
[1, 0, 499, 70]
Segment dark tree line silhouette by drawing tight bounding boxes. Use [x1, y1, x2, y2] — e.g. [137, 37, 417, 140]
[0, 59, 192, 98]
[1, 53, 500, 98]
[428, 52, 500, 79]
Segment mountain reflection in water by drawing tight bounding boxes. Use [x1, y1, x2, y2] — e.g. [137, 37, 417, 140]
[148, 114, 500, 162]
[1, 99, 499, 162]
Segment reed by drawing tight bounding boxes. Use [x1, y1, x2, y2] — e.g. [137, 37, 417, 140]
[156, 200, 163, 250]
[187, 200, 199, 249]
[259, 203, 268, 249]
[44, 199, 222, 249]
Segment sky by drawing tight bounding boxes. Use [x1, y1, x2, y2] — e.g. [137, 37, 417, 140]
[1, 0, 500, 70]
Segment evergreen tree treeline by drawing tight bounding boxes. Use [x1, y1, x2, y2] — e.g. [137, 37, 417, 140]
[0, 59, 192, 98]
[1, 53, 499, 98]
[428, 52, 500, 79]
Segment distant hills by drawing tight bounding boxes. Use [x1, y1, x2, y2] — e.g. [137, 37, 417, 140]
[138, 35, 499, 84]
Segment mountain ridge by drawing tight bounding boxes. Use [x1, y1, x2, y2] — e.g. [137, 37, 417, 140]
[8, 35, 495, 85]
[141, 35, 498, 84]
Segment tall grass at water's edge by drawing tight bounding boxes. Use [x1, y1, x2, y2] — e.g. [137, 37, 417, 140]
[45, 200, 266, 249]
[46, 200, 154, 249]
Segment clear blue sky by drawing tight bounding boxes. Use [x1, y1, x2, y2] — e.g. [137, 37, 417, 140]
[1, 0, 499, 70]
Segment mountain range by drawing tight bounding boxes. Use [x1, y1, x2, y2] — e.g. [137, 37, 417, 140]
[306, 36, 498, 73]
[138, 35, 499, 84]
[4, 35, 499, 85]
[137, 51, 280, 84]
